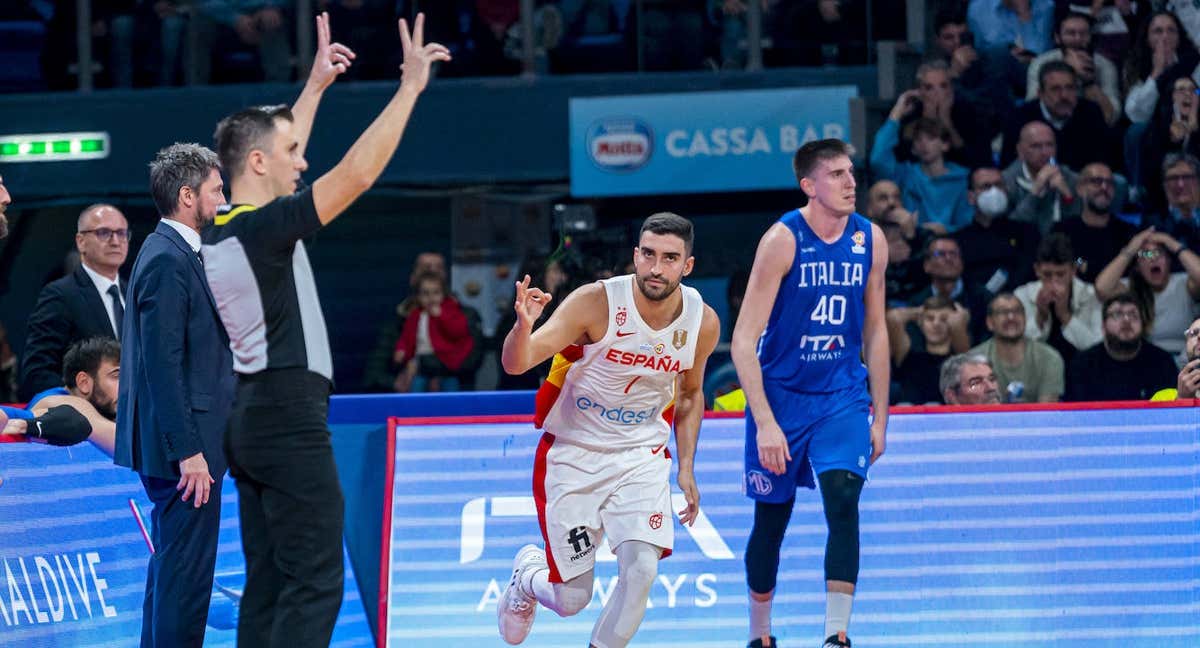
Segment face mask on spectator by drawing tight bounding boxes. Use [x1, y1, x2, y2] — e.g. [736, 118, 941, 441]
[976, 186, 1009, 216]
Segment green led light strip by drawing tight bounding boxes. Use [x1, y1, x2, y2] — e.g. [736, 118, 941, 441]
[0, 132, 110, 163]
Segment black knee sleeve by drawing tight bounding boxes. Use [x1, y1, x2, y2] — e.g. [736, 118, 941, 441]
[744, 498, 795, 594]
[818, 469, 864, 584]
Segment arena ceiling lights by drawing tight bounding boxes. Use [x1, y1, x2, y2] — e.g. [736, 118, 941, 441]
[0, 131, 109, 163]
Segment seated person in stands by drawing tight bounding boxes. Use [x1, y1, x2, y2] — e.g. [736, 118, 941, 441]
[939, 353, 1002, 405]
[969, 292, 1065, 403]
[888, 295, 969, 404]
[1095, 228, 1200, 359]
[1, 337, 119, 454]
[1160, 316, 1200, 400]
[1013, 234, 1103, 368]
[908, 235, 991, 342]
[1066, 294, 1178, 401]
[870, 94, 972, 231]
[393, 271, 475, 393]
[1050, 162, 1135, 283]
[955, 166, 1041, 297]
[867, 180, 932, 306]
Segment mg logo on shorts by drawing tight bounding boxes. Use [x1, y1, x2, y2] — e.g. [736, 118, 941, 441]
[745, 470, 774, 496]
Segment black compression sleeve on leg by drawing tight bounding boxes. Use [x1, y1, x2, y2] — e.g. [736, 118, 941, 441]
[745, 497, 796, 594]
[819, 469, 864, 584]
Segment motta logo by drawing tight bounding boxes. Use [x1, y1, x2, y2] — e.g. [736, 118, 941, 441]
[586, 118, 653, 172]
[458, 496, 734, 563]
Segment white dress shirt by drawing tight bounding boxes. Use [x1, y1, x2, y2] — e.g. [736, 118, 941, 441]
[80, 262, 123, 337]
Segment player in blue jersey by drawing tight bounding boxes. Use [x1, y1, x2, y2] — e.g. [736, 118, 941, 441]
[731, 139, 889, 648]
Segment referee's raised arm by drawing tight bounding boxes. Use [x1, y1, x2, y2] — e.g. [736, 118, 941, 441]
[311, 13, 450, 224]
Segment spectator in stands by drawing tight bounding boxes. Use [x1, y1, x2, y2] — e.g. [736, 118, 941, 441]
[711, 0, 770, 70]
[1166, 0, 1200, 56]
[1049, 162, 1135, 282]
[42, 0, 136, 89]
[1003, 120, 1080, 235]
[318, 0, 394, 80]
[638, 0, 707, 71]
[967, 0, 1056, 56]
[1141, 76, 1200, 210]
[20, 204, 128, 401]
[393, 271, 475, 392]
[871, 94, 972, 231]
[1072, 0, 1149, 65]
[902, 60, 996, 170]
[909, 235, 991, 341]
[192, 0, 293, 83]
[867, 180, 931, 306]
[1168, 316, 1200, 399]
[1123, 11, 1196, 125]
[1144, 153, 1200, 252]
[1013, 233, 1103, 367]
[940, 353, 1002, 405]
[1066, 293, 1178, 401]
[1002, 61, 1117, 172]
[969, 292, 1065, 402]
[932, 10, 980, 84]
[1095, 228, 1200, 358]
[955, 166, 1041, 296]
[1025, 12, 1121, 125]
[775, 0, 868, 66]
[888, 295, 970, 404]
[362, 251, 448, 392]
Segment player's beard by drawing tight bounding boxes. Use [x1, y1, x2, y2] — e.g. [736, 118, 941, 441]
[635, 273, 679, 302]
[0, 211, 8, 239]
[90, 394, 117, 420]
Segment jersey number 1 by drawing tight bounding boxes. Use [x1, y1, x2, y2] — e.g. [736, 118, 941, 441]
[810, 295, 846, 326]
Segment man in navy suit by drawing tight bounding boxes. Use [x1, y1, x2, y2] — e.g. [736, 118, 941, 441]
[115, 143, 235, 648]
[19, 203, 130, 400]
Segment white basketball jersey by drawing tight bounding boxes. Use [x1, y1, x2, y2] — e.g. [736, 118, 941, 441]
[541, 274, 704, 449]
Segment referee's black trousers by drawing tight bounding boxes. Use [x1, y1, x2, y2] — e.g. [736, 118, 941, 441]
[226, 369, 344, 648]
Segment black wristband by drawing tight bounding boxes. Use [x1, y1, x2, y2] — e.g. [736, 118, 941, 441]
[1176, 246, 1188, 259]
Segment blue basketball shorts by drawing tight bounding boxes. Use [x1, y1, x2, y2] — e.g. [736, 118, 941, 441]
[743, 383, 872, 503]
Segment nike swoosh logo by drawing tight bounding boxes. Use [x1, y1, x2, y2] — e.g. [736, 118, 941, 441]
[650, 443, 665, 454]
[615, 331, 636, 337]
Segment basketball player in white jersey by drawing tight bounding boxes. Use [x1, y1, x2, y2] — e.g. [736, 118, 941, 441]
[496, 212, 720, 647]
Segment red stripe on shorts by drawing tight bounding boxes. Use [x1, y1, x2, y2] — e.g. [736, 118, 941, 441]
[533, 431, 564, 583]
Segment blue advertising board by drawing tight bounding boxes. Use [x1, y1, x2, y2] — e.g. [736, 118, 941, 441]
[569, 87, 858, 197]
[384, 407, 1200, 647]
[0, 439, 372, 646]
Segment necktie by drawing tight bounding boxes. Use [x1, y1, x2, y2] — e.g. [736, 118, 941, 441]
[107, 284, 124, 339]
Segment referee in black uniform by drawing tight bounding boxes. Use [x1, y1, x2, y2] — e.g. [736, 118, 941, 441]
[202, 13, 449, 647]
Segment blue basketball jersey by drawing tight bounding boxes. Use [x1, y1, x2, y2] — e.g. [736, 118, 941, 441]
[757, 209, 873, 393]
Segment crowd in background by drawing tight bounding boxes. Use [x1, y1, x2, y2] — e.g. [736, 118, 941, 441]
[0, 0, 908, 91]
[6, 1, 1200, 410]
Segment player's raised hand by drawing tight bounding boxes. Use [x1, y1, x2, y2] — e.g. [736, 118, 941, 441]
[398, 13, 451, 94]
[308, 11, 356, 91]
[676, 469, 700, 526]
[756, 420, 791, 476]
[513, 274, 553, 329]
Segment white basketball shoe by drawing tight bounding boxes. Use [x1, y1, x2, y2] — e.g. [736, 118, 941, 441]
[497, 544, 546, 644]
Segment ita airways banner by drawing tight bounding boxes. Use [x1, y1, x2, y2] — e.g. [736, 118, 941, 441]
[569, 86, 858, 197]
[383, 406, 1200, 647]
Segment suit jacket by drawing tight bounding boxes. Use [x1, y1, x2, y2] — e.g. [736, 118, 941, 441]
[114, 222, 234, 481]
[19, 265, 121, 400]
[1000, 99, 1119, 172]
